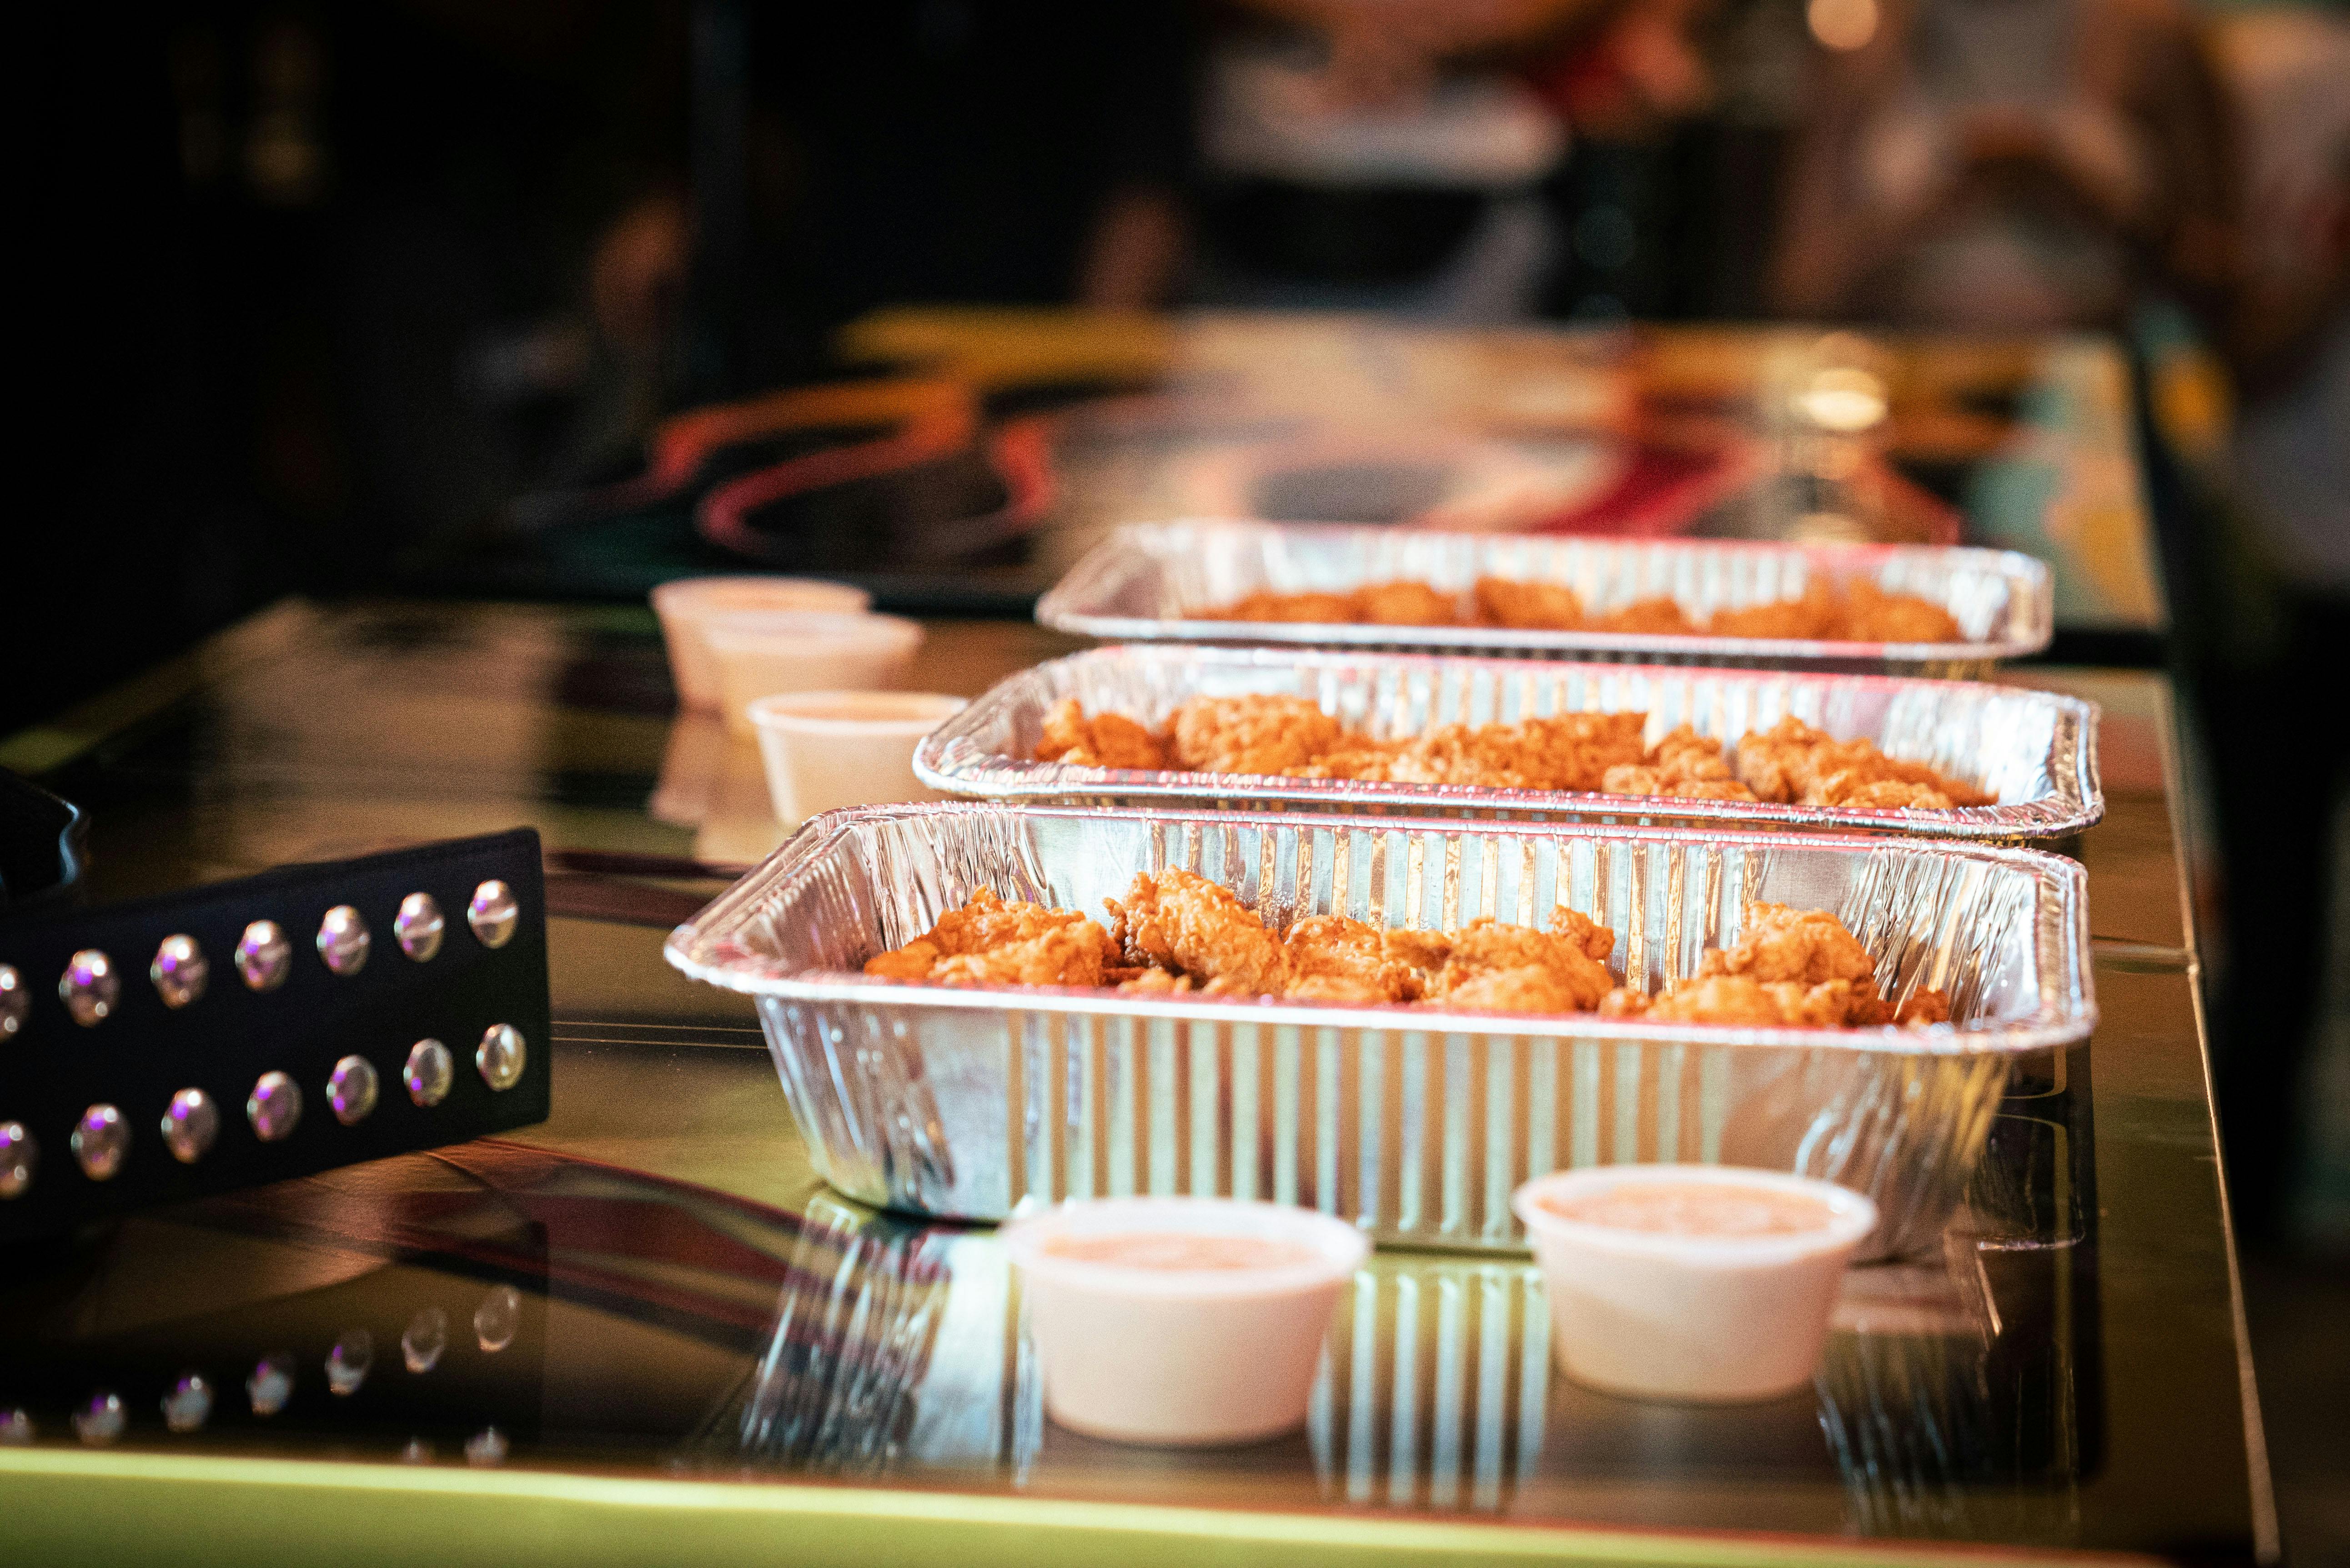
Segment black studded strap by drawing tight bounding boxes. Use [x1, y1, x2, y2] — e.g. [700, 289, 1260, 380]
[0, 828, 551, 1241]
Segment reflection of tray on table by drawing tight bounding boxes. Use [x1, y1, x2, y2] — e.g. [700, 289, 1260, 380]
[691, 1167, 2098, 1542]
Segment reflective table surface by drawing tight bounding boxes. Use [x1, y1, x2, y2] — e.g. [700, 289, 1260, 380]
[0, 601, 2269, 1565]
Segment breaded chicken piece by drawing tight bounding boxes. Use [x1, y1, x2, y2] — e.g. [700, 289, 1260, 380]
[1202, 589, 1361, 624]
[1640, 975, 1804, 1025]
[1732, 716, 1834, 801]
[1598, 985, 1650, 1017]
[1383, 711, 1648, 793]
[1623, 973, 1920, 1027]
[1813, 775, 1954, 810]
[1282, 915, 1422, 1004]
[1636, 975, 1878, 1026]
[864, 887, 1120, 988]
[1707, 581, 1841, 641]
[1839, 580, 1962, 643]
[1548, 905, 1617, 964]
[1589, 597, 1697, 635]
[1033, 698, 1171, 771]
[1287, 738, 1411, 781]
[1115, 968, 1196, 995]
[1192, 577, 1967, 645]
[1895, 987, 1952, 1025]
[1350, 580, 1460, 626]
[1700, 902, 1880, 989]
[1600, 724, 1758, 800]
[1474, 577, 1584, 630]
[1443, 965, 1605, 1013]
[1732, 717, 1992, 808]
[934, 926, 1121, 988]
[1168, 694, 1345, 776]
[1648, 724, 1732, 778]
[1385, 916, 1615, 1014]
[1602, 766, 1762, 801]
[1107, 868, 1290, 996]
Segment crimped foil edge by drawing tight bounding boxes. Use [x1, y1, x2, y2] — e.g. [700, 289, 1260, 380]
[914, 644, 2104, 842]
[1035, 519, 2056, 667]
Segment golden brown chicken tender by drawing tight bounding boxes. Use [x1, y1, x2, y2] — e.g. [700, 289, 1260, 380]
[1896, 987, 1953, 1025]
[1706, 582, 1842, 641]
[1634, 975, 1874, 1026]
[1589, 597, 1697, 635]
[1190, 575, 1969, 647]
[1204, 589, 1361, 624]
[864, 887, 1120, 988]
[1034, 697, 1171, 771]
[1107, 868, 1290, 997]
[1167, 694, 1345, 776]
[1602, 766, 1762, 801]
[1599, 724, 1759, 800]
[1473, 577, 1584, 630]
[867, 882, 1934, 1026]
[1350, 580, 1460, 626]
[1381, 711, 1649, 792]
[1281, 915, 1422, 1003]
[1701, 901, 1881, 989]
[1839, 579, 1962, 643]
[1732, 717, 1992, 809]
[1385, 915, 1616, 1014]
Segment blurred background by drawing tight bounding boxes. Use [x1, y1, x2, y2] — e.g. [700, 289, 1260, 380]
[14, 0, 2347, 1550]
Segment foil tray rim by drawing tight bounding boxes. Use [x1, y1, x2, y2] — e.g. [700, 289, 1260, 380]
[666, 800, 2096, 1059]
[913, 643, 2105, 841]
[1035, 519, 2056, 662]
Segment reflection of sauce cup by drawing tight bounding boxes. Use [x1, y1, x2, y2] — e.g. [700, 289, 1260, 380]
[1512, 1165, 1876, 1403]
[652, 578, 874, 711]
[747, 692, 967, 829]
[1003, 1197, 1368, 1446]
[648, 710, 733, 827]
[705, 613, 924, 736]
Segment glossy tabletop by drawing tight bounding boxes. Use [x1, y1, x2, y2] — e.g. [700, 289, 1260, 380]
[0, 601, 2268, 1565]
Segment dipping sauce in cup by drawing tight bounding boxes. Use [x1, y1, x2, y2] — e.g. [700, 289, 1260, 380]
[651, 577, 872, 711]
[705, 612, 924, 735]
[747, 691, 966, 828]
[1002, 1197, 1368, 1446]
[1512, 1165, 1876, 1404]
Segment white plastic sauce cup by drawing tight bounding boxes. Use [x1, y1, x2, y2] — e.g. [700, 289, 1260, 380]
[746, 691, 967, 828]
[651, 576, 874, 711]
[1511, 1164, 1877, 1403]
[1002, 1196, 1369, 1446]
[704, 611, 924, 735]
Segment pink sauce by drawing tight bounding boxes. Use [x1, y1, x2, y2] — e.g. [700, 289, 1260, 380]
[1539, 1181, 1838, 1237]
[1041, 1231, 1324, 1271]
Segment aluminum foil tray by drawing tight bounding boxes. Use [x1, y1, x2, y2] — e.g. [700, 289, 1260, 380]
[667, 803, 2094, 1261]
[916, 644, 2102, 844]
[1035, 520, 2055, 677]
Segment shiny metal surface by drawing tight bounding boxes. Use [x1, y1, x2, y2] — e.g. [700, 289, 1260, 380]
[668, 802, 2093, 1259]
[919, 643, 2103, 843]
[696, 1189, 2092, 1538]
[0, 601, 2266, 1565]
[1036, 521, 2054, 676]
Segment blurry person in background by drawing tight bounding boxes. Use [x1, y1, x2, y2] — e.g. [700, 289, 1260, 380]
[2196, 6, 2350, 1245]
[1766, 0, 2235, 332]
[1189, 0, 1717, 318]
[751, 4, 1198, 343]
[2212, 6, 2348, 559]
